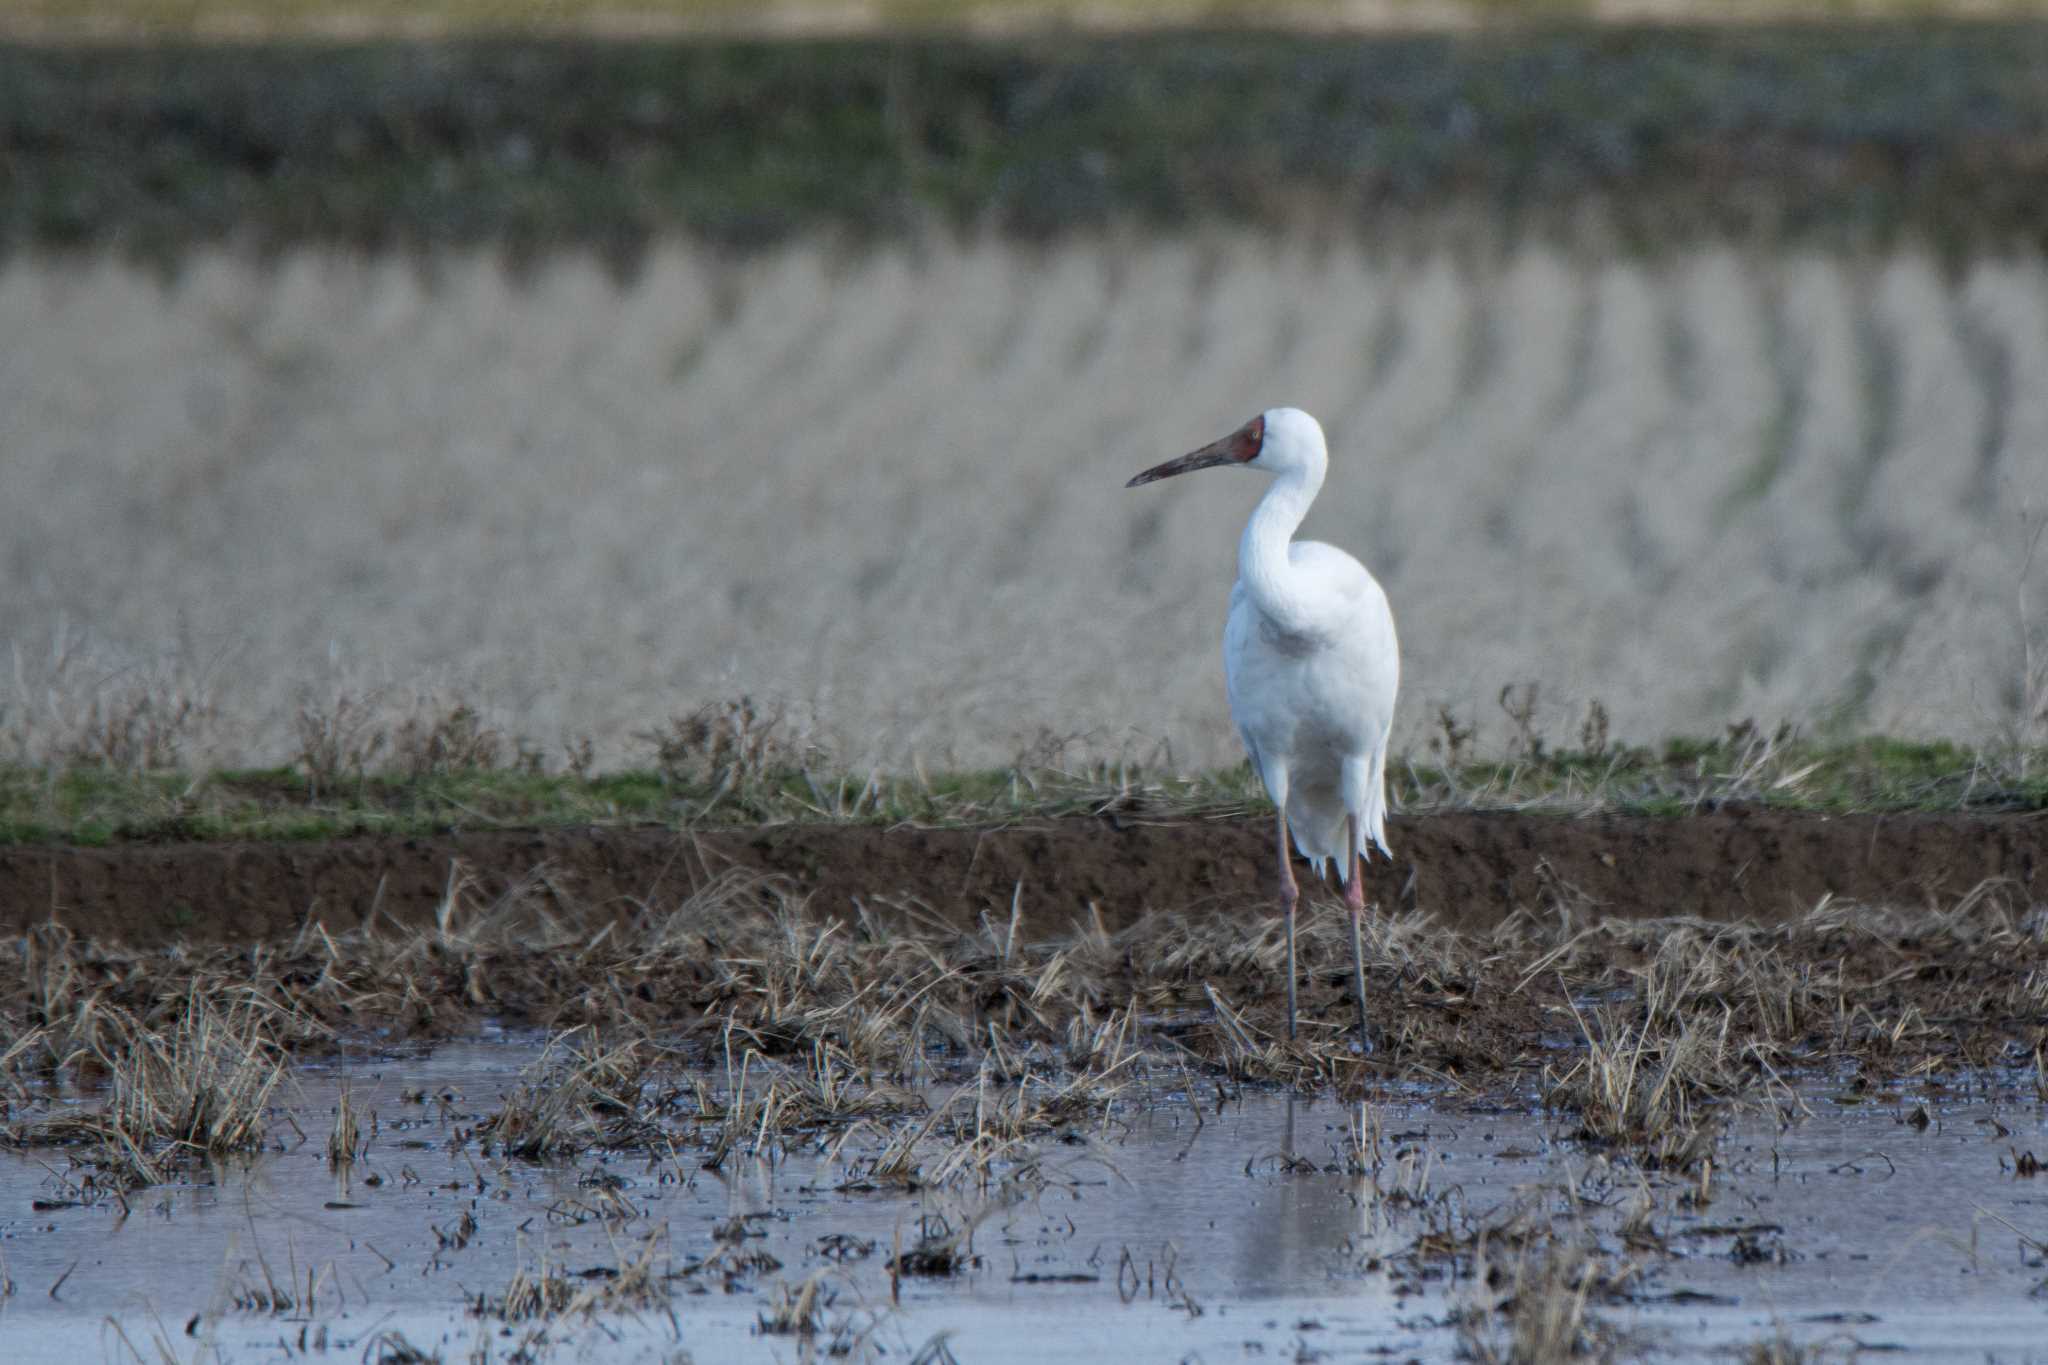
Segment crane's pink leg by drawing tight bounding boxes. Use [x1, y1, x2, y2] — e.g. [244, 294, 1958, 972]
[1343, 815, 1374, 1053]
[1277, 806, 1300, 1040]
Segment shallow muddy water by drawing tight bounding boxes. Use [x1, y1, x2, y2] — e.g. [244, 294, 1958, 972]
[3, 1040, 2046, 1362]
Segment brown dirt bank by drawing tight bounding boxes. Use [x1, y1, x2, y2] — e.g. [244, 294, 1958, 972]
[3, 807, 2043, 947]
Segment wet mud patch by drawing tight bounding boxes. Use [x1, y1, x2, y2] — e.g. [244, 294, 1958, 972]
[4, 808, 2045, 947]
[0, 865, 2043, 1103]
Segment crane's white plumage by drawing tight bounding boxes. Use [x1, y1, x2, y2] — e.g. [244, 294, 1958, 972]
[1221, 408, 1398, 880]
[1127, 406, 1399, 1045]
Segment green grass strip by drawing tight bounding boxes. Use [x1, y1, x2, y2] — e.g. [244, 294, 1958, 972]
[2, 734, 2041, 845]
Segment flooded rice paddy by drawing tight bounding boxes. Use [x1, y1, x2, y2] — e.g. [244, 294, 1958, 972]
[4, 1037, 2045, 1363]
[1, 876, 2044, 1362]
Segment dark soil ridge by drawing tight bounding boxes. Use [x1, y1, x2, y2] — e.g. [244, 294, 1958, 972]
[2, 808, 2042, 947]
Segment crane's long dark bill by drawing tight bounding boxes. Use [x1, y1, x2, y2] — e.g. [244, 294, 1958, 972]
[1125, 437, 1239, 488]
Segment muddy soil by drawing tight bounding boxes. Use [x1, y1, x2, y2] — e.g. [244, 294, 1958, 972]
[3, 808, 2042, 947]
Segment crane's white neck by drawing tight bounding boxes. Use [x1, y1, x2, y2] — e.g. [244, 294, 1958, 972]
[1237, 457, 1325, 638]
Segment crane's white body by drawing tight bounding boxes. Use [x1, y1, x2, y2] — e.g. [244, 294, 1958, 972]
[1224, 535, 1398, 883]
[1128, 405, 1398, 1044]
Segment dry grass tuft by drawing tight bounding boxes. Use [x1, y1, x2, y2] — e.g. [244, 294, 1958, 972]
[291, 687, 522, 784]
[888, 1207, 987, 1277]
[229, 1243, 334, 1318]
[359, 1332, 441, 1365]
[756, 1268, 831, 1338]
[5, 986, 298, 1186]
[1543, 1000, 1736, 1173]
[472, 1231, 670, 1324]
[479, 1030, 660, 1159]
[390, 701, 505, 779]
[477, 1254, 578, 1324]
[752, 1266, 881, 1354]
[291, 688, 389, 794]
[643, 695, 810, 796]
[1456, 1229, 1640, 1364]
[3, 627, 223, 774]
[1739, 1331, 1858, 1364]
[105, 995, 288, 1148]
[327, 1080, 361, 1170]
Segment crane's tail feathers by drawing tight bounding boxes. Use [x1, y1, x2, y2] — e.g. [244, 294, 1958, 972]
[1361, 805, 1391, 860]
[1288, 800, 1348, 880]
[1287, 735, 1393, 879]
[1362, 738, 1392, 859]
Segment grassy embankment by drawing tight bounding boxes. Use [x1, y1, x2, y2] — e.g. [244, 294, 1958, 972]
[6, 25, 2048, 259]
[2, 697, 2042, 843]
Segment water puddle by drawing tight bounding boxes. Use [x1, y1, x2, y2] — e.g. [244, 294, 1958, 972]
[3, 1040, 2045, 1361]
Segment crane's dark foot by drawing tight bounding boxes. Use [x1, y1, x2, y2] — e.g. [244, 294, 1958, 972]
[1350, 996, 1377, 1055]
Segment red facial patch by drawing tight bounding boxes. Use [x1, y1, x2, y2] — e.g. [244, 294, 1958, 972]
[1238, 413, 1266, 460]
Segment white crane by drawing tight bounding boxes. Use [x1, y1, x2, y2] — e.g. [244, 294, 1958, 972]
[1127, 407, 1400, 1049]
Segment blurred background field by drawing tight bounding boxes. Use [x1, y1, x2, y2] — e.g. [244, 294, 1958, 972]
[4, 8, 2047, 776]
[14, 0, 2048, 37]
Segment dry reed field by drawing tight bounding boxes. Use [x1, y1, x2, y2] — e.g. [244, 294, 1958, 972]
[6, 238, 2048, 774]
